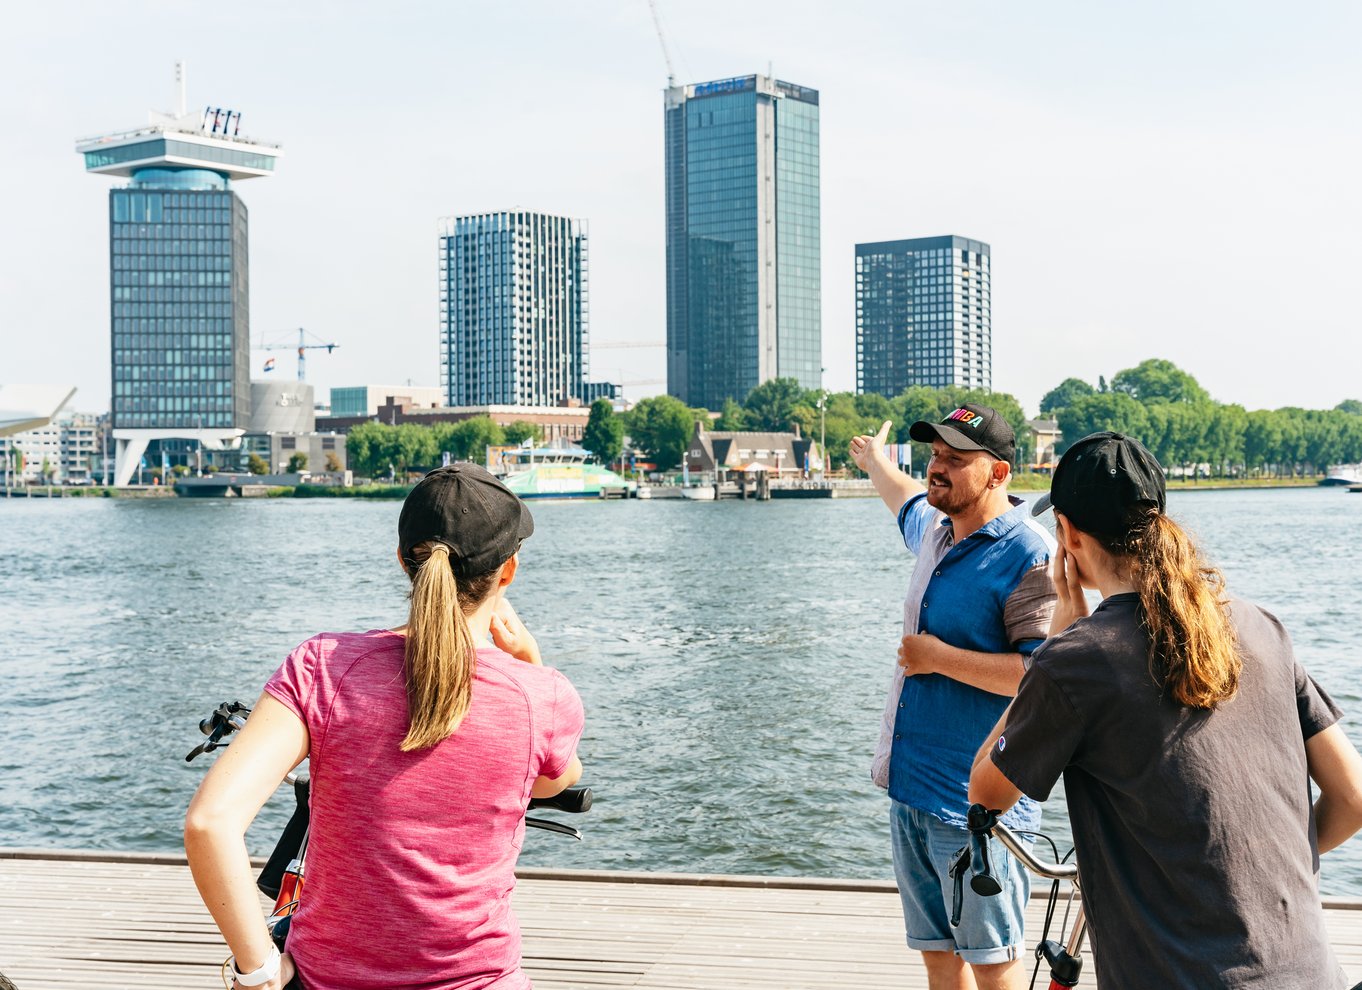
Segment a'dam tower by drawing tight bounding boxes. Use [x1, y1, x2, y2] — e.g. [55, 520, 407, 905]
[76, 63, 281, 486]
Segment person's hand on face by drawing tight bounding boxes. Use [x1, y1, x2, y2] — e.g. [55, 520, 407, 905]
[491, 598, 543, 665]
[1049, 521, 1090, 637]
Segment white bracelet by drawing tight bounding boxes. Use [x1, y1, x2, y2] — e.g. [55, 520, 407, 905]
[231, 943, 281, 987]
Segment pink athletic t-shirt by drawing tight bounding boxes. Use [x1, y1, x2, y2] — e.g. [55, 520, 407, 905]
[263, 630, 584, 990]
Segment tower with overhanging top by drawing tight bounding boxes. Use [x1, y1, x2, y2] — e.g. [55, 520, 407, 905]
[664, 73, 822, 410]
[76, 63, 282, 486]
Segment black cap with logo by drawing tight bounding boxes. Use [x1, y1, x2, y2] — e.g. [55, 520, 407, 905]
[398, 463, 534, 578]
[1031, 431, 1166, 538]
[909, 403, 1016, 464]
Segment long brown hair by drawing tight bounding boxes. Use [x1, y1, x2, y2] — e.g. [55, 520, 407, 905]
[1099, 510, 1240, 709]
[400, 542, 499, 751]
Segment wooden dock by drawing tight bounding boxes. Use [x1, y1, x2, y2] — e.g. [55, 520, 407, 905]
[2, 850, 1360, 988]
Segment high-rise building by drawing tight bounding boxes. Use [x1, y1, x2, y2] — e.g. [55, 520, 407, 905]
[76, 65, 281, 486]
[855, 236, 991, 397]
[664, 74, 821, 410]
[439, 211, 589, 407]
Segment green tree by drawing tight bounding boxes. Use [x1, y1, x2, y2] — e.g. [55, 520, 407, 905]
[346, 421, 390, 477]
[247, 452, 270, 475]
[626, 395, 700, 470]
[715, 398, 748, 431]
[1336, 399, 1362, 417]
[581, 398, 624, 466]
[1111, 359, 1210, 405]
[1205, 404, 1247, 477]
[1056, 393, 1150, 456]
[286, 452, 309, 473]
[449, 416, 505, 463]
[503, 421, 541, 446]
[742, 377, 810, 432]
[1039, 377, 1095, 414]
[172, 464, 191, 478]
[1244, 409, 1284, 477]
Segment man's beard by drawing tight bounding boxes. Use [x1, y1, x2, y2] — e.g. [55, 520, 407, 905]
[926, 477, 978, 515]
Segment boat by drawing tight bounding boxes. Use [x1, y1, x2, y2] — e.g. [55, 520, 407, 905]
[1321, 467, 1362, 487]
[679, 485, 716, 501]
[489, 442, 633, 500]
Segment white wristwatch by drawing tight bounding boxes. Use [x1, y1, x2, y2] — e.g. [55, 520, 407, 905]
[232, 944, 281, 987]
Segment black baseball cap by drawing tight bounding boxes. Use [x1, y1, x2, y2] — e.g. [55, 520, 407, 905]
[1032, 432, 1165, 538]
[398, 463, 534, 577]
[909, 403, 1016, 463]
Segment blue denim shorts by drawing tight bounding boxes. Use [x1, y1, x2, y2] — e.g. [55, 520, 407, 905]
[889, 799, 1030, 965]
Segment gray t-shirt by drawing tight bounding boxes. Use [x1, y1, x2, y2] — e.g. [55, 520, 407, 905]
[992, 593, 1345, 989]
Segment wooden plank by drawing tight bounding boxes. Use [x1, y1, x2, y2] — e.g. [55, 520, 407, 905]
[0, 855, 1359, 989]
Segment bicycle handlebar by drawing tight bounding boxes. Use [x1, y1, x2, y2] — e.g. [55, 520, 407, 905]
[529, 786, 592, 815]
[966, 803, 1078, 883]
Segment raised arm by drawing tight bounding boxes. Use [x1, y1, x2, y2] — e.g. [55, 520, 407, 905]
[849, 420, 924, 515]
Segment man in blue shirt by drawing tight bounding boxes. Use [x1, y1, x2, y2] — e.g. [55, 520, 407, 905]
[850, 405, 1056, 990]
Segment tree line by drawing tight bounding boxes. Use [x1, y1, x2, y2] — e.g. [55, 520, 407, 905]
[342, 358, 1362, 480]
[345, 419, 542, 479]
[1042, 360, 1362, 478]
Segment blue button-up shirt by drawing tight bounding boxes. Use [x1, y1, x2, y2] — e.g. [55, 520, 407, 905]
[872, 493, 1057, 831]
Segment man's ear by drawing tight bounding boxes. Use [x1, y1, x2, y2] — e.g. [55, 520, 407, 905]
[992, 459, 1011, 485]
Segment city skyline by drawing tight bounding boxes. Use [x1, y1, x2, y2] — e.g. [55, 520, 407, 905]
[3, 2, 1360, 419]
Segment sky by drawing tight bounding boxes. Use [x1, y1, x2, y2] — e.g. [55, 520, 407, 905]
[2, 0, 1359, 418]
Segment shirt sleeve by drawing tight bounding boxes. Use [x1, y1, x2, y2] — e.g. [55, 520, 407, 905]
[264, 637, 320, 727]
[539, 668, 585, 780]
[1003, 561, 1057, 650]
[990, 660, 1084, 802]
[897, 493, 936, 555]
[1295, 661, 1343, 742]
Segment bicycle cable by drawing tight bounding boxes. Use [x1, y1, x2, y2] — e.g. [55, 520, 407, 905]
[1008, 830, 1065, 990]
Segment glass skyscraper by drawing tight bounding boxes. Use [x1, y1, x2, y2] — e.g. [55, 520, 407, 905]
[665, 74, 821, 410]
[439, 211, 589, 407]
[77, 78, 280, 486]
[855, 236, 991, 397]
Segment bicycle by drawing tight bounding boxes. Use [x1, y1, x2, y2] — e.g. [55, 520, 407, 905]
[185, 700, 592, 987]
[954, 802, 1362, 990]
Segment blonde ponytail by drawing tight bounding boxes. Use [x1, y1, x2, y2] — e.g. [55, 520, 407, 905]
[400, 542, 498, 751]
[1122, 512, 1240, 709]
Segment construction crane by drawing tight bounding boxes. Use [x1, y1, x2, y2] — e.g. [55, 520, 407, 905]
[648, 0, 676, 87]
[257, 328, 338, 382]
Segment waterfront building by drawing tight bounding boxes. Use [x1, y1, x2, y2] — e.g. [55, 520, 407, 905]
[855, 236, 991, 396]
[330, 385, 443, 419]
[1029, 418, 1061, 471]
[439, 211, 589, 408]
[664, 74, 821, 410]
[76, 65, 281, 486]
[684, 424, 820, 479]
[60, 413, 104, 483]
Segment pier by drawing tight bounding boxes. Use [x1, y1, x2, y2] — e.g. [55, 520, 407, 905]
[3, 851, 1361, 988]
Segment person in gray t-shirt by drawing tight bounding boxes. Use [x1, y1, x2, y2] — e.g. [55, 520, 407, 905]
[968, 432, 1362, 989]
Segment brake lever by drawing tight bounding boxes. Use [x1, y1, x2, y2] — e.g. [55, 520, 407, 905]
[525, 816, 582, 841]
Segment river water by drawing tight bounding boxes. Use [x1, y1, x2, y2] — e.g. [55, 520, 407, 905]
[2, 488, 1361, 893]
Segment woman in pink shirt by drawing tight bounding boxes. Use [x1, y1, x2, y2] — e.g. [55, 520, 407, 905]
[186, 464, 585, 990]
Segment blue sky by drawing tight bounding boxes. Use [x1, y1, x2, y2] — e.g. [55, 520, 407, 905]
[2, 0, 1358, 416]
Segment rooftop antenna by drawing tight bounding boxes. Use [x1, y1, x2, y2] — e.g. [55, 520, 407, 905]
[175, 60, 187, 118]
[648, 0, 676, 87]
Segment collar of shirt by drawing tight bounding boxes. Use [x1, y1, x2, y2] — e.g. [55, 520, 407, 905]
[937, 495, 1030, 547]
